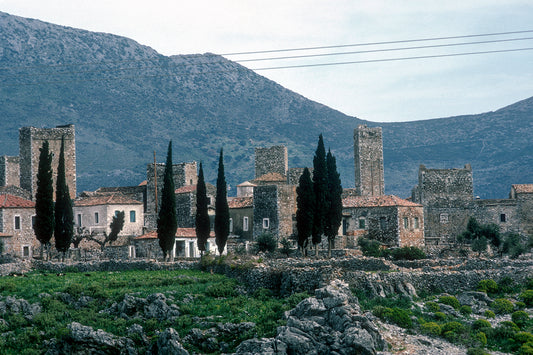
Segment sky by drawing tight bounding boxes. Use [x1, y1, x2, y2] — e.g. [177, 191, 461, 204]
[1, 0, 533, 122]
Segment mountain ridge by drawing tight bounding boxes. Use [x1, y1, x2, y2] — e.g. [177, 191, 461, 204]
[0, 11, 531, 199]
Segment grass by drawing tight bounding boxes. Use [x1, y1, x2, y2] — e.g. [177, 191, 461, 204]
[0, 269, 309, 354]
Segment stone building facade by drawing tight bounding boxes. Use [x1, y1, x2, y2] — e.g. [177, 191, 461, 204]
[145, 162, 197, 230]
[134, 230, 219, 259]
[354, 125, 384, 197]
[254, 146, 288, 179]
[175, 184, 216, 229]
[253, 184, 296, 240]
[342, 195, 424, 248]
[0, 194, 36, 258]
[19, 125, 76, 200]
[229, 196, 254, 241]
[0, 156, 20, 187]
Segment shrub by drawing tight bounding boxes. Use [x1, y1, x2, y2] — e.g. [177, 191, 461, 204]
[420, 322, 441, 336]
[460, 305, 472, 316]
[434, 312, 447, 321]
[515, 331, 533, 344]
[255, 233, 277, 254]
[386, 246, 426, 260]
[472, 319, 492, 331]
[205, 281, 238, 298]
[373, 306, 412, 328]
[520, 342, 533, 355]
[499, 321, 520, 332]
[484, 310, 495, 319]
[279, 237, 292, 257]
[512, 311, 530, 328]
[425, 301, 440, 312]
[491, 298, 515, 314]
[475, 331, 488, 347]
[477, 279, 498, 294]
[441, 321, 466, 335]
[516, 301, 526, 310]
[439, 295, 460, 310]
[520, 290, 533, 307]
[467, 348, 490, 355]
[358, 237, 382, 257]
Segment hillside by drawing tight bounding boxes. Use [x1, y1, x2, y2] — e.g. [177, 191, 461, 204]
[0, 11, 531, 199]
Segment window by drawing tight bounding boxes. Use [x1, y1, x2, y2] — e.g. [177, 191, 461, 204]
[128, 245, 136, 259]
[32, 215, 36, 229]
[22, 245, 30, 258]
[243, 217, 249, 231]
[130, 210, 136, 223]
[500, 214, 506, 223]
[94, 212, 99, 224]
[114, 210, 120, 217]
[14, 216, 21, 230]
[440, 213, 449, 224]
[403, 217, 409, 229]
[77, 213, 82, 227]
[229, 218, 233, 233]
[414, 217, 420, 229]
[263, 218, 270, 229]
[358, 218, 366, 229]
[379, 217, 387, 230]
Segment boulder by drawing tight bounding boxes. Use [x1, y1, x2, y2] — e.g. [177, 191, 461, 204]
[154, 328, 188, 355]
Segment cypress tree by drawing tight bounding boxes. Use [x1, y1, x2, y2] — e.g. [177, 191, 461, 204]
[157, 141, 177, 261]
[34, 140, 54, 260]
[54, 136, 73, 260]
[195, 162, 210, 258]
[325, 149, 343, 258]
[296, 167, 314, 256]
[312, 134, 327, 257]
[214, 148, 229, 255]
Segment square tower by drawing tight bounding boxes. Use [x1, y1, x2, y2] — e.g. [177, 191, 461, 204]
[354, 125, 384, 196]
[254, 145, 288, 179]
[19, 125, 76, 200]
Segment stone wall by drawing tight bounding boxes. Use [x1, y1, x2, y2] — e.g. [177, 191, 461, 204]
[354, 125, 384, 197]
[287, 167, 312, 186]
[19, 125, 76, 200]
[473, 198, 520, 234]
[254, 146, 288, 179]
[253, 185, 278, 238]
[0, 207, 38, 258]
[0, 156, 20, 187]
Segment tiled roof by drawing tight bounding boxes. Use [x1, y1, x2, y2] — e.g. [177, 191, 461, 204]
[237, 181, 256, 187]
[228, 196, 253, 209]
[135, 228, 214, 240]
[512, 184, 533, 193]
[0, 194, 35, 208]
[175, 185, 197, 194]
[74, 193, 142, 207]
[343, 195, 422, 208]
[253, 173, 286, 182]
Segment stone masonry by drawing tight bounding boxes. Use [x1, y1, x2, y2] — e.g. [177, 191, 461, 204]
[254, 145, 288, 179]
[0, 156, 20, 187]
[253, 184, 296, 240]
[19, 125, 76, 200]
[354, 125, 384, 197]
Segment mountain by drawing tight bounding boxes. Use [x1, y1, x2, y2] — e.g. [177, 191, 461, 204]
[1, 11, 531, 199]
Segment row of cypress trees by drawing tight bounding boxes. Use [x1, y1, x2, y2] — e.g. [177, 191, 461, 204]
[296, 134, 343, 257]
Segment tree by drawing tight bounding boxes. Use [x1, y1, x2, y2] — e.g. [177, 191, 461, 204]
[471, 236, 488, 256]
[312, 134, 327, 257]
[157, 141, 177, 261]
[54, 136, 73, 260]
[325, 149, 343, 258]
[34, 140, 54, 260]
[296, 167, 314, 256]
[85, 211, 125, 251]
[459, 217, 501, 255]
[195, 162, 210, 258]
[214, 149, 230, 256]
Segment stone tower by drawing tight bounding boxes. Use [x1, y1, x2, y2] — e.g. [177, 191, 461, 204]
[354, 125, 384, 196]
[19, 125, 76, 200]
[254, 146, 288, 179]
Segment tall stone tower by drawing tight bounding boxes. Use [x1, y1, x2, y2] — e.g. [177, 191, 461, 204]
[354, 125, 384, 196]
[254, 145, 288, 179]
[19, 125, 76, 200]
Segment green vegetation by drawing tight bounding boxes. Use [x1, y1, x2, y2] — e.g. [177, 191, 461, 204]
[195, 162, 210, 258]
[356, 238, 426, 260]
[0, 269, 310, 354]
[54, 136, 73, 259]
[157, 141, 177, 261]
[215, 148, 230, 255]
[255, 233, 277, 254]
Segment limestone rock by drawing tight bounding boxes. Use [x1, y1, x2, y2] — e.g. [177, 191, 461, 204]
[155, 328, 189, 355]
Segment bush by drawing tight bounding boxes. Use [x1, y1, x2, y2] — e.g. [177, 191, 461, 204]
[358, 237, 382, 257]
[520, 290, 533, 307]
[515, 332, 533, 345]
[499, 321, 520, 332]
[439, 295, 460, 310]
[255, 233, 277, 254]
[205, 281, 238, 298]
[472, 319, 492, 331]
[491, 298, 515, 314]
[484, 310, 496, 319]
[279, 237, 292, 257]
[434, 312, 447, 321]
[372, 306, 412, 328]
[420, 322, 441, 336]
[477, 279, 498, 294]
[467, 348, 490, 355]
[441, 321, 466, 335]
[512, 311, 530, 328]
[425, 301, 440, 312]
[475, 331, 488, 347]
[385, 246, 427, 260]
[460, 305, 472, 316]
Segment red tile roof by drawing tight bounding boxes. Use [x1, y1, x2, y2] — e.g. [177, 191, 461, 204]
[512, 184, 533, 194]
[175, 185, 197, 194]
[135, 228, 214, 240]
[343, 195, 422, 208]
[74, 193, 142, 207]
[228, 196, 253, 209]
[0, 194, 35, 208]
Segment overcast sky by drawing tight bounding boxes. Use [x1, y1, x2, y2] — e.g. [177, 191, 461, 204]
[1, 0, 532, 122]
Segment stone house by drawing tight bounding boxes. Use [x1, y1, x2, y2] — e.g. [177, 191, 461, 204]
[175, 184, 216, 229]
[253, 184, 297, 241]
[228, 196, 253, 241]
[134, 229, 219, 259]
[73, 193, 144, 239]
[342, 195, 425, 248]
[0, 194, 36, 258]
